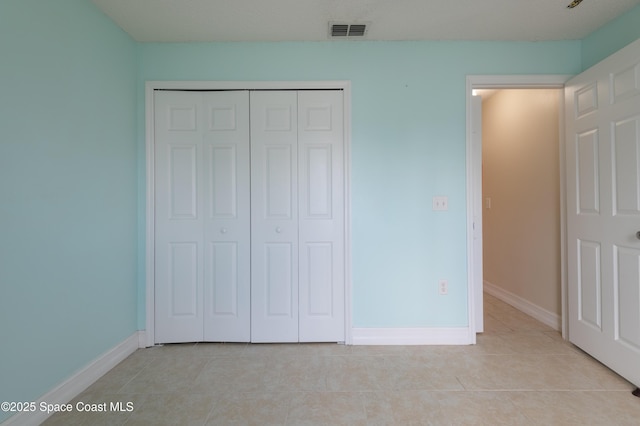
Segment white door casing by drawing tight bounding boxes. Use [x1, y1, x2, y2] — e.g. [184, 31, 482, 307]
[565, 38, 640, 387]
[470, 95, 484, 333]
[466, 75, 569, 340]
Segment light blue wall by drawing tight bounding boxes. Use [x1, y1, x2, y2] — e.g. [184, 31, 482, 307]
[138, 41, 581, 328]
[581, 4, 640, 69]
[0, 1, 137, 422]
[2, 2, 637, 420]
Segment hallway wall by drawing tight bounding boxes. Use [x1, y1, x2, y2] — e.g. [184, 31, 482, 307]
[482, 89, 562, 318]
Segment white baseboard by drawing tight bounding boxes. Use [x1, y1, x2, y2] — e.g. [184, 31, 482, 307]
[484, 280, 561, 331]
[137, 330, 148, 348]
[2, 331, 141, 426]
[351, 327, 472, 345]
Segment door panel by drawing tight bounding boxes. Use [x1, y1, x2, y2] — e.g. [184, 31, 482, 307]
[264, 146, 294, 218]
[566, 38, 640, 387]
[305, 243, 333, 315]
[576, 130, 600, 214]
[298, 90, 345, 342]
[265, 243, 294, 316]
[156, 89, 345, 344]
[155, 90, 251, 343]
[615, 246, 640, 349]
[168, 242, 199, 316]
[207, 242, 238, 315]
[155, 91, 204, 343]
[612, 116, 640, 215]
[202, 91, 250, 342]
[208, 145, 238, 218]
[577, 240, 601, 329]
[305, 146, 332, 217]
[251, 91, 299, 343]
[611, 63, 640, 102]
[168, 145, 198, 218]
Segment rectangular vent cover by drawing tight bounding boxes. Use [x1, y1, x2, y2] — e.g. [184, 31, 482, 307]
[330, 23, 368, 38]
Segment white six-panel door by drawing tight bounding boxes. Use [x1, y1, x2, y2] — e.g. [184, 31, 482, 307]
[565, 38, 640, 387]
[155, 89, 345, 343]
[250, 90, 346, 343]
[155, 90, 251, 343]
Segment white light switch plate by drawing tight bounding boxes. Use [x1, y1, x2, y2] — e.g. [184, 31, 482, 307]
[432, 196, 448, 211]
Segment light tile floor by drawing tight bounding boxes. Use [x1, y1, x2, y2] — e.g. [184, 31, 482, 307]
[44, 293, 640, 425]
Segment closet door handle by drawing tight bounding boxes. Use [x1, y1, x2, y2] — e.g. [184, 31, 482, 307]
[276, 227, 283, 233]
[220, 228, 228, 234]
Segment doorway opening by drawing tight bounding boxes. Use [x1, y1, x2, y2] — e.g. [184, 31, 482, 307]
[465, 75, 570, 340]
[477, 88, 563, 333]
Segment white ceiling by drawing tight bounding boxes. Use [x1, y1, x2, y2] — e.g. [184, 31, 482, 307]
[91, 0, 640, 43]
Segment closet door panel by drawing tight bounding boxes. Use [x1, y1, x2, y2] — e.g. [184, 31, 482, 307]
[155, 90, 251, 343]
[155, 88, 345, 344]
[298, 90, 345, 342]
[251, 91, 299, 342]
[154, 91, 205, 343]
[202, 91, 251, 342]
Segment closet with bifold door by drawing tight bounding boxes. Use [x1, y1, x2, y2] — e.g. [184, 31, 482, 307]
[153, 89, 345, 344]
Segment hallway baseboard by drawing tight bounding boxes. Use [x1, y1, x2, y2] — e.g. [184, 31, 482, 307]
[484, 281, 561, 331]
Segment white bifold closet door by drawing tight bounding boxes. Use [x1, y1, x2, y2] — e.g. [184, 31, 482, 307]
[154, 89, 344, 344]
[154, 90, 251, 343]
[250, 90, 345, 343]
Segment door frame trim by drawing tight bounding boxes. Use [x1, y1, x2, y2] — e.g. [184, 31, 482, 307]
[144, 80, 353, 347]
[465, 75, 571, 340]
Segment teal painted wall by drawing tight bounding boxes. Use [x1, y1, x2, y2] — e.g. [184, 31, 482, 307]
[1, 2, 638, 421]
[581, 4, 640, 69]
[0, 1, 137, 422]
[137, 41, 581, 329]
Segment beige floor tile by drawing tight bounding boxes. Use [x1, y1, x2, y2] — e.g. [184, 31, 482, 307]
[554, 352, 635, 390]
[508, 390, 640, 425]
[117, 355, 209, 394]
[190, 342, 249, 358]
[205, 392, 293, 426]
[495, 331, 580, 355]
[272, 355, 331, 392]
[81, 350, 154, 395]
[38, 293, 640, 425]
[286, 391, 368, 425]
[243, 342, 350, 358]
[483, 314, 515, 333]
[456, 353, 604, 390]
[362, 390, 448, 425]
[191, 356, 281, 394]
[124, 393, 215, 426]
[43, 392, 143, 426]
[325, 356, 381, 391]
[370, 355, 466, 391]
[436, 391, 532, 425]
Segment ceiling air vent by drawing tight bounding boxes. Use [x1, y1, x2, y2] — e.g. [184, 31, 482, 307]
[330, 23, 368, 38]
